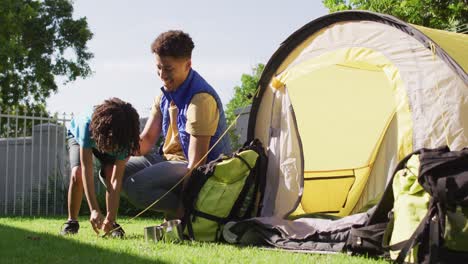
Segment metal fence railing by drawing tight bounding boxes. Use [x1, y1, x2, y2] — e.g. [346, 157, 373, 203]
[0, 109, 71, 216]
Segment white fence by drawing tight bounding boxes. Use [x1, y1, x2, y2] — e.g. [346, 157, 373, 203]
[0, 110, 71, 216]
[0, 107, 251, 217]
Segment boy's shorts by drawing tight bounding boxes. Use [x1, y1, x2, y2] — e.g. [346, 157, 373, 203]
[67, 137, 115, 183]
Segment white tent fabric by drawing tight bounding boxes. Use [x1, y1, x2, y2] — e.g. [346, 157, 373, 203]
[280, 21, 467, 152]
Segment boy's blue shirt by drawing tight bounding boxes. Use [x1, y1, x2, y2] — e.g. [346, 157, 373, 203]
[67, 108, 127, 160]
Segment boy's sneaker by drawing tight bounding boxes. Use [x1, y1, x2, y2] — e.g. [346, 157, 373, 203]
[60, 220, 79, 235]
[110, 222, 125, 238]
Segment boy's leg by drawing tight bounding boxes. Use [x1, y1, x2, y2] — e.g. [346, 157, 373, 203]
[98, 164, 114, 190]
[92, 148, 115, 189]
[67, 166, 83, 221]
[61, 138, 82, 235]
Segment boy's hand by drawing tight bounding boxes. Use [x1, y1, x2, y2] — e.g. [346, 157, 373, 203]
[90, 210, 104, 234]
[102, 217, 114, 235]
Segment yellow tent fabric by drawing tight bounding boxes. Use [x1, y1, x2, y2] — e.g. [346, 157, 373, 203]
[283, 49, 397, 171]
[414, 25, 468, 72]
[283, 47, 403, 216]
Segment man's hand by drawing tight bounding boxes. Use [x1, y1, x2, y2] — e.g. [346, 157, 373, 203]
[90, 209, 104, 234]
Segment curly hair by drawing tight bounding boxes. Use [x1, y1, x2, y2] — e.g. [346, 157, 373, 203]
[151, 30, 194, 58]
[90, 98, 140, 156]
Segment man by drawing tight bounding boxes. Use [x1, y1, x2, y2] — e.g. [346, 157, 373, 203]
[122, 30, 231, 219]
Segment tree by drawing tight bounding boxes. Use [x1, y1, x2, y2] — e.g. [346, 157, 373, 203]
[225, 63, 264, 148]
[0, 0, 93, 114]
[322, 0, 468, 31]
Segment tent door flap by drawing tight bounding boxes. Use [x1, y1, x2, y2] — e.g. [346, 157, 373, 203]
[301, 174, 355, 213]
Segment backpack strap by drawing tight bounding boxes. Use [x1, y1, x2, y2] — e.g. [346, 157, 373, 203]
[192, 210, 229, 223]
[183, 160, 219, 240]
[352, 149, 423, 258]
[393, 205, 436, 264]
[389, 147, 468, 263]
[234, 153, 253, 170]
[347, 222, 389, 255]
[228, 154, 257, 219]
[246, 139, 268, 217]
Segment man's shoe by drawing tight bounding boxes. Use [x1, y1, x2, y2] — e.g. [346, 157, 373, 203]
[60, 220, 79, 235]
[110, 222, 125, 238]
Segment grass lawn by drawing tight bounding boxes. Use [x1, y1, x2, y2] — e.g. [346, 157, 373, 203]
[0, 216, 390, 264]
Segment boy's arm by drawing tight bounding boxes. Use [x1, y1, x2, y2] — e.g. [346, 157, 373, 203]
[80, 147, 103, 234]
[138, 112, 162, 156]
[102, 159, 126, 233]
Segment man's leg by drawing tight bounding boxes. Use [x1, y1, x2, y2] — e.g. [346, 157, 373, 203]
[93, 153, 165, 237]
[122, 160, 188, 218]
[95, 153, 162, 202]
[124, 153, 165, 180]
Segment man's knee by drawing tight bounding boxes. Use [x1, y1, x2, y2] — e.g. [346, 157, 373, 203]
[122, 171, 138, 196]
[121, 175, 131, 193]
[124, 156, 150, 179]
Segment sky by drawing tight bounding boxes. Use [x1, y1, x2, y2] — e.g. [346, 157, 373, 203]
[46, 0, 329, 117]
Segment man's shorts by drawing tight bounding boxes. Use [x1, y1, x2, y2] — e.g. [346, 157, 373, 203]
[67, 137, 116, 183]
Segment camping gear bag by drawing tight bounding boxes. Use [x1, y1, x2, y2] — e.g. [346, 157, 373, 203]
[345, 149, 423, 257]
[348, 146, 468, 263]
[386, 154, 430, 262]
[391, 146, 468, 264]
[182, 139, 267, 241]
[222, 211, 371, 252]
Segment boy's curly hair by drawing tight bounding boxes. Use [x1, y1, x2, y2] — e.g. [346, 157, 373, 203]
[90, 98, 140, 156]
[151, 30, 194, 58]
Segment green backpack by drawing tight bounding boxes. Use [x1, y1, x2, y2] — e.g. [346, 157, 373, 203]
[386, 154, 430, 262]
[389, 147, 468, 264]
[358, 146, 468, 263]
[182, 139, 267, 241]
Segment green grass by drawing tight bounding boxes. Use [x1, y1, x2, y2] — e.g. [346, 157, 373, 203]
[0, 216, 390, 264]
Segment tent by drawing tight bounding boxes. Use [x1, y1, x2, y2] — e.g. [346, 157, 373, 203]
[247, 11, 468, 219]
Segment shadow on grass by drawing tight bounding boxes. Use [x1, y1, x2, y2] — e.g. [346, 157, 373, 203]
[0, 224, 168, 264]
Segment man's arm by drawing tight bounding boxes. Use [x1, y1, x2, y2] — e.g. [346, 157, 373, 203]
[187, 135, 211, 170]
[185, 93, 219, 170]
[183, 135, 211, 193]
[138, 112, 162, 156]
[102, 159, 126, 233]
[80, 147, 103, 234]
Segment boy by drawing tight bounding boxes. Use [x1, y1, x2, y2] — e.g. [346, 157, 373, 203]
[60, 98, 140, 237]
